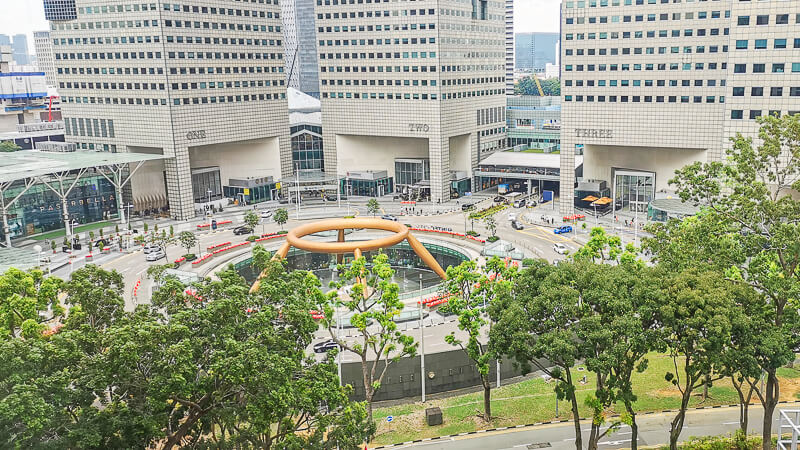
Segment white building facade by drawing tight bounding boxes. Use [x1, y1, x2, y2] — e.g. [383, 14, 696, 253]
[33, 31, 58, 87]
[316, 0, 507, 202]
[559, 0, 800, 216]
[505, 0, 514, 95]
[47, 0, 291, 220]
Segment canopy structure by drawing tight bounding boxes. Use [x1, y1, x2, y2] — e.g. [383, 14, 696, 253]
[0, 150, 171, 247]
[582, 195, 599, 202]
[591, 197, 613, 206]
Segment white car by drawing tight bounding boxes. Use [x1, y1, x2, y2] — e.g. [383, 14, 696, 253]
[553, 243, 568, 255]
[260, 209, 273, 219]
[146, 249, 166, 262]
[143, 243, 160, 254]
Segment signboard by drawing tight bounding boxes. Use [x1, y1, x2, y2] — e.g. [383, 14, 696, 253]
[243, 188, 250, 195]
[275, 182, 282, 190]
[542, 190, 554, 203]
[498, 184, 510, 195]
[386, 416, 394, 423]
[574, 128, 613, 139]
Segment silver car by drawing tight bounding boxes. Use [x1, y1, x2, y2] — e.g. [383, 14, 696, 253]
[145, 249, 166, 261]
[143, 243, 160, 254]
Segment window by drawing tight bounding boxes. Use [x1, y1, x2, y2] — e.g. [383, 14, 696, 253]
[731, 110, 743, 120]
[771, 87, 783, 96]
[753, 64, 766, 73]
[732, 87, 745, 96]
[776, 14, 789, 25]
[737, 16, 749, 25]
[793, 63, 800, 73]
[736, 40, 748, 50]
[791, 87, 800, 97]
[734, 64, 746, 73]
[755, 39, 767, 49]
[775, 39, 787, 49]
[756, 15, 769, 25]
[751, 87, 763, 96]
[773, 64, 785, 73]
[749, 110, 762, 119]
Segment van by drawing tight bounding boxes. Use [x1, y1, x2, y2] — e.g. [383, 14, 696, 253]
[513, 199, 526, 208]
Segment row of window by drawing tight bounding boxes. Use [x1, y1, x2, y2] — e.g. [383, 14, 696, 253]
[317, 8, 436, 19]
[56, 51, 284, 61]
[565, 94, 725, 103]
[323, 79, 438, 87]
[565, 62, 728, 71]
[56, 65, 283, 77]
[320, 51, 437, 59]
[566, 78, 726, 87]
[61, 93, 287, 106]
[78, 1, 277, 17]
[321, 89, 504, 100]
[321, 64, 504, 73]
[735, 39, 797, 50]
[566, 45, 728, 55]
[732, 87, 800, 97]
[566, 0, 737, 8]
[566, 27, 730, 40]
[161, 2, 278, 15]
[64, 117, 116, 138]
[319, 37, 437, 47]
[162, 19, 276, 31]
[566, 10, 728, 24]
[736, 14, 796, 26]
[60, 79, 285, 91]
[731, 110, 800, 120]
[319, 23, 437, 34]
[733, 63, 800, 73]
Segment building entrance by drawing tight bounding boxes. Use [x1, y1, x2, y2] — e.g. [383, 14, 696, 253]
[612, 169, 654, 214]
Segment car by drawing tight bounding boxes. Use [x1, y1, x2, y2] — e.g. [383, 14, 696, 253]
[146, 249, 166, 261]
[553, 243, 568, 254]
[527, 200, 538, 208]
[143, 244, 160, 254]
[325, 194, 347, 201]
[554, 225, 573, 234]
[94, 239, 108, 248]
[277, 197, 289, 204]
[511, 220, 524, 230]
[513, 199, 526, 208]
[233, 226, 253, 236]
[494, 196, 507, 204]
[260, 209, 273, 219]
[381, 214, 398, 221]
[461, 203, 474, 211]
[313, 339, 339, 353]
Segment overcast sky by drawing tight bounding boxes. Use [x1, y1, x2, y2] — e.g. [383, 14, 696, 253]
[3, 0, 559, 56]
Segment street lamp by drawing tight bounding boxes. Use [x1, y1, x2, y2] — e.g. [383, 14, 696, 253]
[206, 189, 213, 213]
[419, 273, 426, 403]
[124, 204, 134, 249]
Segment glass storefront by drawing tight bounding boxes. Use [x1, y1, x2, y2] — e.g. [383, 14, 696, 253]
[451, 178, 471, 198]
[191, 167, 223, 203]
[340, 176, 394, 197]
[1, 175, 117, 241]
[223, 181, 279, 204]
[613, 170, 655, 213]
[395, 158, 430, 187]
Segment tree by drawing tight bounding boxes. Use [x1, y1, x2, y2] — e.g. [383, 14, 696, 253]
[574, 226, 630, 263]
[483, 216, 497, 237]
[0, 141, 21, 152]
[489, 259, 586, 449]
[63, 264, 125, 331]
[541, 77, 561, 96]
[154, 230, 171, 261]
[366, 198, 380, 217]
[243, 210, 259, 232]
[274, 208, 289, 230]
[668, 114, 800, 449]
[656, 269, 735, 450]
[168, 225, 173, 237]
[0, 268, 64, 339]
[177, 231, 197, 257]
[514, 76, 560, 96]
[320, 252, 417, 421]
[443, 257, 515, 421]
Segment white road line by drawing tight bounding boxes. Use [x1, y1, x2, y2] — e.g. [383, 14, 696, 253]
[722, 421, 740, 425]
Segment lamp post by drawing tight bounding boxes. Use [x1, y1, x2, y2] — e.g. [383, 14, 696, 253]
[123, 204, 133, 250]
[206, 189, 212, 214]
[419, 273, 426, 403]
[295, 163, 301, 218]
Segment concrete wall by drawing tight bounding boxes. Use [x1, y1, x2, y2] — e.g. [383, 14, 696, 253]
[583, 144, 707, 192]
[448, 134, 472, 174]
[336, 134, 429, 179]
[188, 137, 282, 185]
[340, 348, 542, 402]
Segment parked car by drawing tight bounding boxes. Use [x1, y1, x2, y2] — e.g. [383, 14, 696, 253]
[511, 220, 524, 230]
[325, 194, 347, 201]
[233, 226, 253, 236]
[146, 249, 166, 261]
[143, 244, 161, 254]
[260, 209, 273, 219]
[381, 214, 398, 222]
[554, 225, 573, 234]
[461, 203, 474, 211]
[553, 243, 568, 254]
[313, 339, 339, 354]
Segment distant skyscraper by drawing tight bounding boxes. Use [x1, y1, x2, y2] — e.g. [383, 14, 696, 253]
[505, 0, 514, 95]
[0, 35, 10, 46]
[515, 32, 559, 72]
[281, 0, 319, 98]
[11, 34, 30, 66]
[33, 31, 57, 86]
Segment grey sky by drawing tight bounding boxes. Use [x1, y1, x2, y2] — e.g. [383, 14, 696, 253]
[3, 0, 559, 57]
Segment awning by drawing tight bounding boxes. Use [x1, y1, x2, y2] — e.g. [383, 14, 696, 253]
[582, 195, 599, 202]
[591, 197, 613, 206]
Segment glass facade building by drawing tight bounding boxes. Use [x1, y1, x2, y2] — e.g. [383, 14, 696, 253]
[190, 167, 223, 203]
[395, 158, 430, 188]
[0, 175, 116, 241]
[613, 170, 655, 213]
[340, 176, 393, 197]
[290, 124, 324, 171]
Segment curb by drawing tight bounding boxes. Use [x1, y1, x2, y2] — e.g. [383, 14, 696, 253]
[371, 401, 800, 449]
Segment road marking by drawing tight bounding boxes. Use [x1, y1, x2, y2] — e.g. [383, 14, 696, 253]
[722, 421, 740, 425]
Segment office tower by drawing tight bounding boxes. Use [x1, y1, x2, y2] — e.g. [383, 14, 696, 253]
[0, 35, 10, 46]
[0, 46, 49, 131]
[48, 0, 291, 220]
[505, 0, 514, 95]
[515, 32, 559, 72]
[282, 0, 320, 98]
[43, 0, 78, 21]
[316, 0, 507, 202]
[33, 31, 57, 86]
[559, 0, 800, 215]
[12, 34, 30, 66]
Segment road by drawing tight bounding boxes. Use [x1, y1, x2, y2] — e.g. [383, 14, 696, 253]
[377, 402, 794, 449]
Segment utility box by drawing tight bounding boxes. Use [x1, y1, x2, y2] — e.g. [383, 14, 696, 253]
[425, 407, 442, 426]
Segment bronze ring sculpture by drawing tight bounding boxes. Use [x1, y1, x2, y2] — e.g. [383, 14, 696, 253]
[250, 218, 447, 292]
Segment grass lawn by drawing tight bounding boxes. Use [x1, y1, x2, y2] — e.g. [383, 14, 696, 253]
[520, 148, 560, 154]
[30, 221, 116, 241]
[372, 353, 795, 445]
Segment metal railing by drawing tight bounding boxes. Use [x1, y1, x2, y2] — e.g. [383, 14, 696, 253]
[778, 409, 800, 449]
